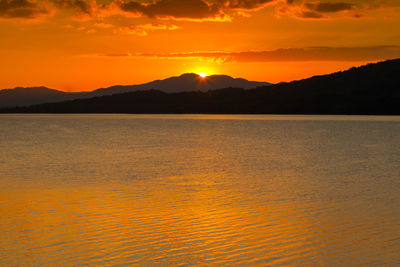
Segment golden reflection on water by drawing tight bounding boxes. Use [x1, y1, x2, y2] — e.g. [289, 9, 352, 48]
[0, 115, 399, 266]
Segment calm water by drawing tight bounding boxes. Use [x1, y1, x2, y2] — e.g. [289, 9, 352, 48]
[0, 114, 399, 266]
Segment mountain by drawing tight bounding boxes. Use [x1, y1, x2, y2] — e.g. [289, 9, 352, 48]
[2, 59, 399, 114]
[88, 73, 270, 96]
[0, 87, 85, 108]
[0, 74, 270, 108]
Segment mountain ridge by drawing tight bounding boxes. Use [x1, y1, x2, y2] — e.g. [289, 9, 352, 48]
[0, 74, 270, 108]
[88, 73, 270, 96]
[2, 59, 399, 115]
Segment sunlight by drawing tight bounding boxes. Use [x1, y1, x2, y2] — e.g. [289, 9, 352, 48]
[197, 72, 208, 78]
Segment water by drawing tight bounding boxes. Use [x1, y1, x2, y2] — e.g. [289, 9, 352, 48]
[0, 114, 399, 266]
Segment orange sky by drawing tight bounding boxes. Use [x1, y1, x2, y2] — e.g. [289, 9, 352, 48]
[1, 0, 400, 91]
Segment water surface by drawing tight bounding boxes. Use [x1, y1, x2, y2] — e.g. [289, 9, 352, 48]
[0, 114, 399, 266]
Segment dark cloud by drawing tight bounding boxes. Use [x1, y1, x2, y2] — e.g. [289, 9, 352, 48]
[0, 0, 396, 21]
[0, 0, 48, 18]
[305, 2, 355, 13]
[119, 0, 279, 20]
[300, 10, 323, 18]
[120, 0, 223, 20]
[215, 0, 275, 10]
[140, 46, 400, 62]
[54, 0, 93, 15]
[71, 0, 91, 14]
[282, 1, 359, 19]
[117, 0, 369, 21]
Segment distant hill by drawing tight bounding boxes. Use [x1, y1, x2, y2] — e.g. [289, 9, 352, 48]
[0, 87, 79, 108]
[0, 74, 269, 108]
[1, 59, 399, 114]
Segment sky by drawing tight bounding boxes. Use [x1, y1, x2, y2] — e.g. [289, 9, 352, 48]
[1, 0, 400, 91]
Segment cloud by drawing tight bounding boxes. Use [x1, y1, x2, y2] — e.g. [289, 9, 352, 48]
[53, 0, 115, 20]
[279, 1, 360, 19]
[305, 2, 354, 13]
[115, 23, 180, 36]
[216, 0, 275, 10]
[1, 0, 398, 22]
[118, 0, 279, 21]
[120, 0, 226, 21]
[137, 46, 400, 62]
[54, 0, 93, 14]
[93, 21, 112, 28]
[117, 0, 394, 21]
[279, 0, 400, 19]
[0, 0, 49, 19]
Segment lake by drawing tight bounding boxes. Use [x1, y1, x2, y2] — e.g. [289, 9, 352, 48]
[0, 114, 399, 266]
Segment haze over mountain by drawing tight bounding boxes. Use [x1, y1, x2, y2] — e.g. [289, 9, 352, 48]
[0, 74, 270, 108]
[3, 59, 399, 115]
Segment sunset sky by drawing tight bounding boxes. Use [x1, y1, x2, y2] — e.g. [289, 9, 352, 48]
[1, 0, 400, 91]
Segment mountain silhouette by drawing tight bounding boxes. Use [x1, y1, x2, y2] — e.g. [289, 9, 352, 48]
[1, 59, 399, 114]
[0, 74, 270, 108]
[90, 73, 270, 97]
[0, 87, 82, 108]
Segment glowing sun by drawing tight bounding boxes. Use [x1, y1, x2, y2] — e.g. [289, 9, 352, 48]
[197, 72, 208, 78]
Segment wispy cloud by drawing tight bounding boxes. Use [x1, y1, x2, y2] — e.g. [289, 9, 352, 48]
[114, 23, 180, 36]
[135, 46, 400, 62]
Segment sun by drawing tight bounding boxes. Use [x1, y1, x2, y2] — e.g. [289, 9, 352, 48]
[197, 72, 208, 78]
